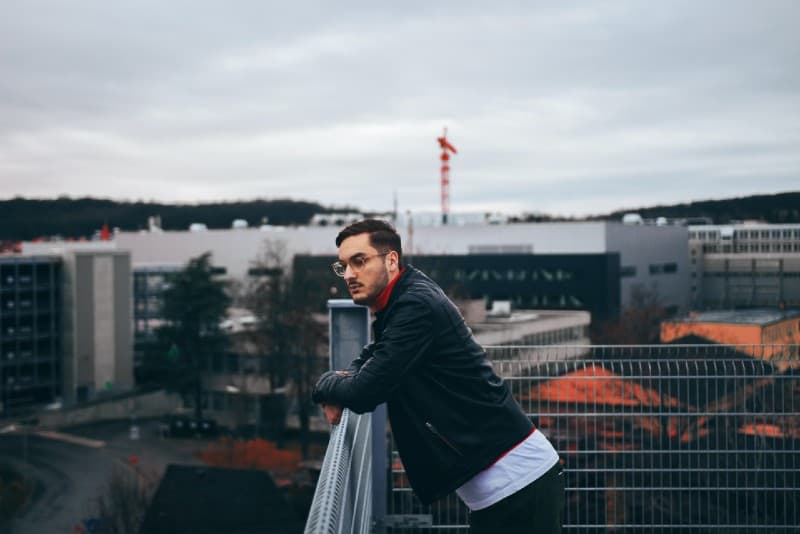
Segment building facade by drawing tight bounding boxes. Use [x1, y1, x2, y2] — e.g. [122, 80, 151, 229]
[112, 220, 691, 318]
[0, 256, 61, 416]
[660, 308, 800, 365]
[61, 250, 134, 403]
[295, 253, 623, 320]
[689, 224, 800, 309]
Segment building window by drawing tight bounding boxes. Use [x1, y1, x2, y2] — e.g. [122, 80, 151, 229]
[649, 263, 678, 275]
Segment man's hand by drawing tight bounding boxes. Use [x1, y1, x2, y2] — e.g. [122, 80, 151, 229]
[321, 404, 343, 425]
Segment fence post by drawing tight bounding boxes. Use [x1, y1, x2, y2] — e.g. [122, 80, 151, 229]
[328, 299, 387, 534]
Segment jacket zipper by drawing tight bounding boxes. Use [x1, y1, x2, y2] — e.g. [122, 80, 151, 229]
[425, 422, 463, 456]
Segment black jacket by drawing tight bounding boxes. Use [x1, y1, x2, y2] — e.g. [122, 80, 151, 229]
[312, 266, 534, 504]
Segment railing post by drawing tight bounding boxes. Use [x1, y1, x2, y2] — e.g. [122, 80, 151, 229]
[328, 299, 387, 534]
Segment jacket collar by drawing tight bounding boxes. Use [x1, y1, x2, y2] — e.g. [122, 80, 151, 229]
[374, 265, 417, 317]
[373, 267, 405, 312]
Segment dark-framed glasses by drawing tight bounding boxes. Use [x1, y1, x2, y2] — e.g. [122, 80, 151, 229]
[331, 252, 390, 277]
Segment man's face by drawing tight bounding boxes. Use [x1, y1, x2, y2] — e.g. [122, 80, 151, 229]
[338, 233, 393, 309]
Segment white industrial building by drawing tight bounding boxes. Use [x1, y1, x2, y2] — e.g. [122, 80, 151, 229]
[100, 220, 690, 315]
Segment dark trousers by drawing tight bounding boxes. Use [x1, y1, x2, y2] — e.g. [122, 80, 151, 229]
[469, 463, 565, 534]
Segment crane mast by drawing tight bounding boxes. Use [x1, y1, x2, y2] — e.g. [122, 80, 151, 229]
[437, 128, 457, 225]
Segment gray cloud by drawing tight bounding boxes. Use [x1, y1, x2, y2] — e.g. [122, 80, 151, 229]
[0, 1, 798, 216]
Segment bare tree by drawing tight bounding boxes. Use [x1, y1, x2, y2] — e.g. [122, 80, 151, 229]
[592, 284, 671, 344]
[242, 241, 291, 393]
[94, 464, 158, 534]
[242, 240, 326, 456]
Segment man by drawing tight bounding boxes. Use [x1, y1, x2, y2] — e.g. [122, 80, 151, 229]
[312, 219, 564, 533]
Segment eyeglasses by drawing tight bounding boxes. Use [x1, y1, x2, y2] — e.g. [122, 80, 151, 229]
[331, 252, 390, 277]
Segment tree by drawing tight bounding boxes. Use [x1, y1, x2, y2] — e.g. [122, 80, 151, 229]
[94, 464, 158, 534]
[243, 240, 326, 457]
[243, 241, 291, 394]
[591, 284, 671, 344]
[152, 252, 231, 421]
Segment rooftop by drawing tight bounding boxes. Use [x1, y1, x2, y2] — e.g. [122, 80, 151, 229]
[678, 308, 800, 326]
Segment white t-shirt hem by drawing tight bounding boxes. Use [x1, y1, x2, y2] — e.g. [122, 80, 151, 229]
[456, 429, 560, 511]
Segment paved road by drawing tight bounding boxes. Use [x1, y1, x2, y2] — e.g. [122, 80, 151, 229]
[0, 419, 209, 534]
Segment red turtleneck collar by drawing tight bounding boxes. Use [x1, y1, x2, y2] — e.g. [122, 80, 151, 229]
[373, 268, 405, 312]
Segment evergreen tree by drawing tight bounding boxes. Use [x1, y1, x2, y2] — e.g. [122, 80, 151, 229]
[154, 252, 231, 421]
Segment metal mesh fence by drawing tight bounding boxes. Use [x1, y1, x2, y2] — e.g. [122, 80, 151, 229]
[387, 344, 800, 533]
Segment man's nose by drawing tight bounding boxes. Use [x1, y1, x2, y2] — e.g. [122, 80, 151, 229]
[343, 264, 356, 281]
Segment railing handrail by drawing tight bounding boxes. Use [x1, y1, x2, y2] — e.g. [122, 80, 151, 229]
[304, 408, 373, 534]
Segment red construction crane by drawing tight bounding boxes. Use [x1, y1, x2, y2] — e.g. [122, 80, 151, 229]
[437, 128, 457, 225]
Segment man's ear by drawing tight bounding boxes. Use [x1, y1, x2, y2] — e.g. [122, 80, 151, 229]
[388, 250, 400, 271]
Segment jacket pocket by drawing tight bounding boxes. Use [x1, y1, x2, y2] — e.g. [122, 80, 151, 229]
[425, 421, 464, 457]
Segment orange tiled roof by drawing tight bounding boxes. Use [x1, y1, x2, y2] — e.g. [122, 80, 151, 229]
[525, 365, 682, 408]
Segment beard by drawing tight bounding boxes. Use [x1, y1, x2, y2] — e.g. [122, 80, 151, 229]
[348, 267, 390, 308]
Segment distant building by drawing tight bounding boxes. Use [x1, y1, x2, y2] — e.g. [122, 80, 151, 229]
[2, 245, 134, 414]
[0, 256, 61, 416]
[132, 264, 182, 374]
[688, 223, 800, 309]
[689, 223, 800, 254]
[295, 252, 624, 320]
[113, 220, 690, 319]
[660, 308, 800, 365]
[470, 308, 591, 348]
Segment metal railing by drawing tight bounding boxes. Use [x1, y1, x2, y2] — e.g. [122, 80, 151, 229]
[305, 408, 374, 534]
[309, 342, 800, 533]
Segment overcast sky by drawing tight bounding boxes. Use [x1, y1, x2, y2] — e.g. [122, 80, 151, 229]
[1, 1, 798, 217]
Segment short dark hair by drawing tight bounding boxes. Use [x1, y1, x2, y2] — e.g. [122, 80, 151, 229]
[336, 219, 403, 267]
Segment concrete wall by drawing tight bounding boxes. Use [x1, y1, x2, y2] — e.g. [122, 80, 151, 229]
[61, 250, 133, 404]
[94, 255, 115, 391]
[605, 223, 690, 313]
[36, 389, 182, 429]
